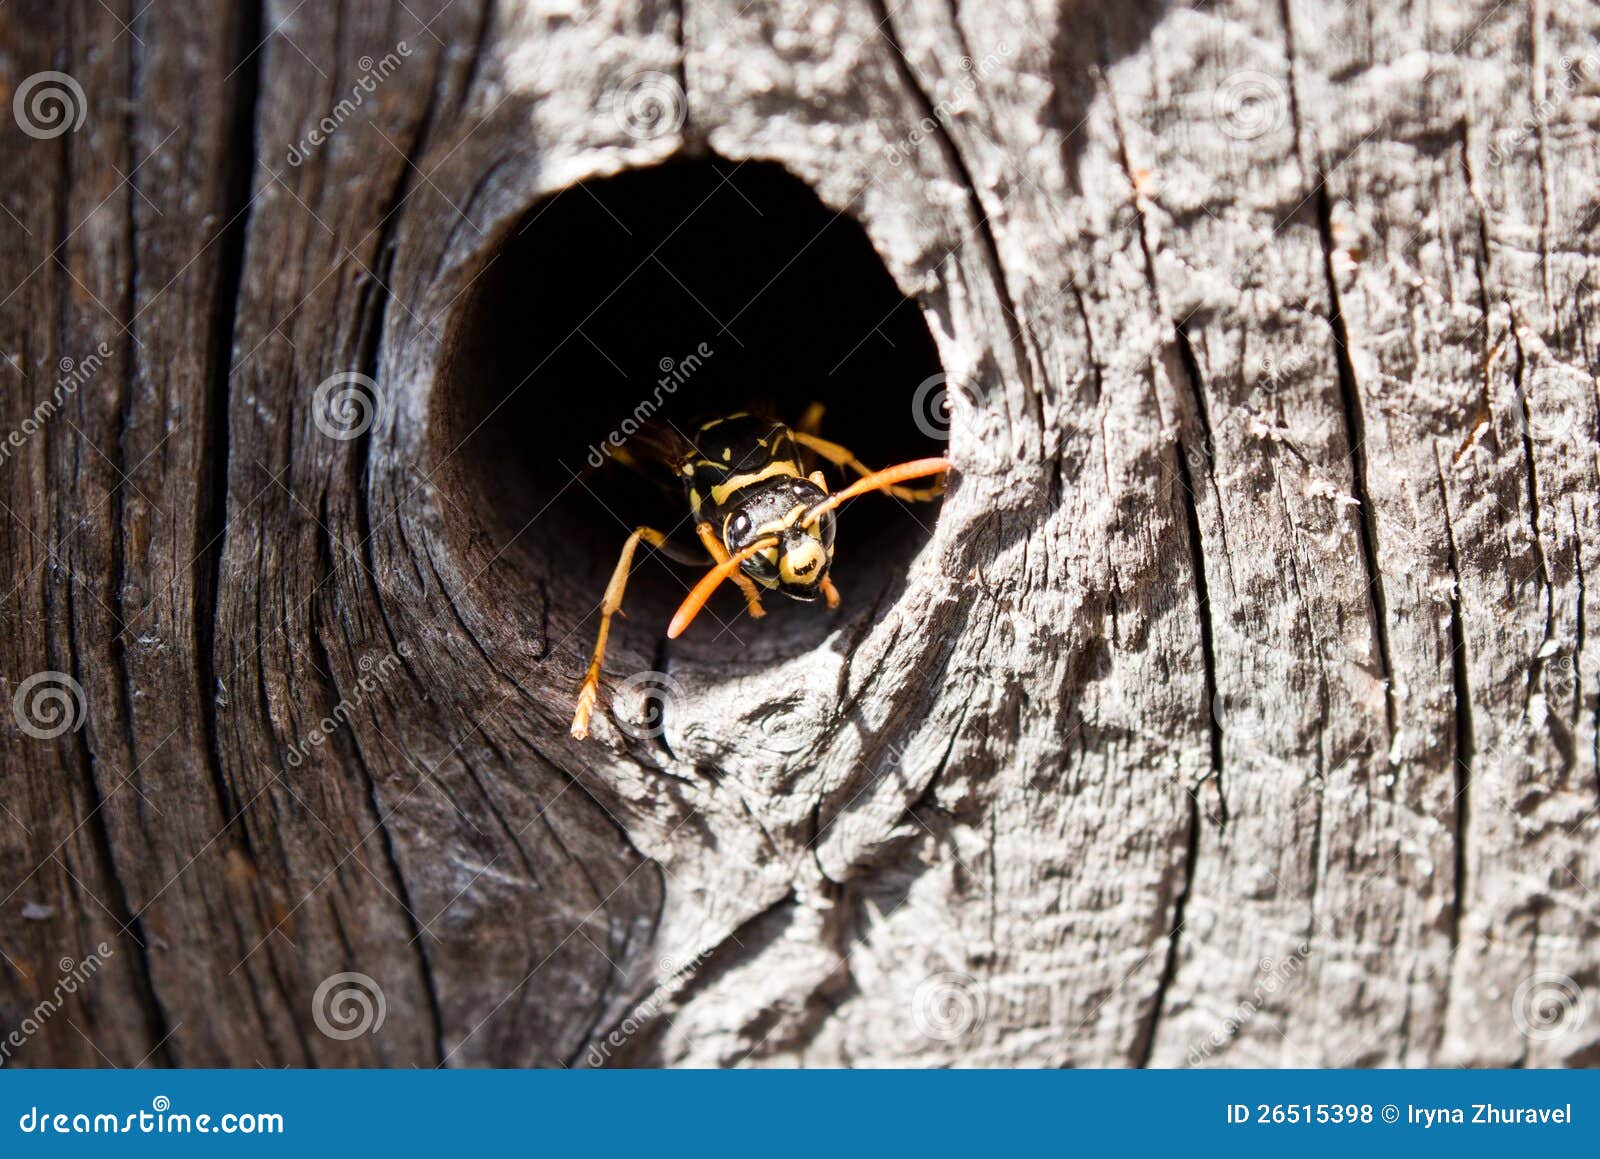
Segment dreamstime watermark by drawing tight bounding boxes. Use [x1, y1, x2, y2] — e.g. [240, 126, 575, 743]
[912, 970, 987, 1042]
[11, 671, 88, 740]
[584, 947, 714, 1066]
[1488, 49, 1600, 167]
[611, 670, 683, 741]
[312, 971, 386, 1040]
[283, 644, 411, 767]
[1187, 942, 1311, 1064]
[12, 71, 87, 139]
[910, 371, 988, 441]
[312, 370, 381, 440]
[1, 942, 114, 1063]
[610, 71, 686, 141]
[1510, 365, 1589, 445]
[583, 341, 713, 468]
[1546, 648, 1600, 701]
[1212, 690, 1269, 743]
[1248, 347, 1315, 401]
[0, 343, 113, 471]
[1511, 971, 1587, 1043]
[1212, 70, 1288, 141]
[17, 1098, 284, 1135]
[286, 43, 413, 166]
[884, 45, 1014, 167]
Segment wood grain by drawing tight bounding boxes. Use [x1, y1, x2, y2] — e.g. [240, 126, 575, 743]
[1, 0, 1595, 1067]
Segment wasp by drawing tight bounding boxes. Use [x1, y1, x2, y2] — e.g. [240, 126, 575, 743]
[570, 409, 950, 738]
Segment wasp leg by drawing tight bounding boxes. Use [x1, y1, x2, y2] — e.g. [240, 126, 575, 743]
[572, 526, 692, 740]
[792, 431, 946, 502]
[797, 401, 827, 437]
[696, 522, 767, 620]
[820, 576, 841, 609]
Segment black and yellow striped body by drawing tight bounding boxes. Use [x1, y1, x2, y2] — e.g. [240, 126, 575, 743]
[680, 413, 837, 599]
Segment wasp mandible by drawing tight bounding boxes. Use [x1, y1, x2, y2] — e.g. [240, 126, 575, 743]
[570, 409, 949, 738]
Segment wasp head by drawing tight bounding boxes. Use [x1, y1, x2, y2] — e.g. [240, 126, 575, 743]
[722, 477, 836, 600]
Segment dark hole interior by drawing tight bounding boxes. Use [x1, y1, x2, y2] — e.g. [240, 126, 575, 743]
[436, 158, 945, 663]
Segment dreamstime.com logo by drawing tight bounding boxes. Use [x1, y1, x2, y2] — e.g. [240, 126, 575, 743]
[1487, 48, 1600, 167]
[584, 341, 714, 467]
[585, 948, 715, 1067]
[12, 71, 87, 139]
[611, 71, 685, 141]
[283, 644, 411, 768]
[11, 671, 88, 740]
[313, 370, 382, 440]
[286, 41, 412, 166]
[0, 342, 113, 471]
[1211, 70, 1288, 141]
[17, 1097, 283, 1136]
[612, 670, 683, 741]
[1187, 943, 1312, 1064]
[1512, 972, 1588, 1043]
[911, 372, 988, 441]
[1, 942, 114, 1063]
[883, 44, 1013, 167]
[912, 970, 987, 1042]
[312, 971, 387, 1040]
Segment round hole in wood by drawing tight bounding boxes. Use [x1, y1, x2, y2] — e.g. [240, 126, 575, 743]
[433, 158, 947, 667]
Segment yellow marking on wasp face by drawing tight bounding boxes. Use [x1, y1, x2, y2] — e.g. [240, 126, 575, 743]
[778, 539, 826, 585]
[722, 447, 732, 461]
[709, 461, 801, 506]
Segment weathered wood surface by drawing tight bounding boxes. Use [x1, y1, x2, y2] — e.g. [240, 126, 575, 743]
[1, 0, 1596, 1066]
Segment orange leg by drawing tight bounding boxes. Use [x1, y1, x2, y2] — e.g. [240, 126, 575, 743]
[797, 401, 827, 437]
[792, 431, 946, 502]
[820, 577, 841, 609]
[572, 527, 676, 740]
[696, 522, 767, 620]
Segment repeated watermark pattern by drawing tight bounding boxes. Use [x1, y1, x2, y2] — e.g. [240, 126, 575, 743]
[312, 370, 382, 441]
[12, 71, 87, 140]
[311, 971, 387, 1040]
[11, 671, 88, 740]
[1512, 365, 1589, 445]
[584, 948, 714, 1067]
[610, 71, 686, 142]
[912, 970, 987, 1042]
[611, 670, 683, 742]
[883, 45, 1014, 167]
[1, 943, 115, 1063]
[910, 371, 988, 441]
[0, 343, 112, 471]
[583, 341, 714, 468]
[286, 43, 413, 167]
[1211, 70, 1288, 141]
[283, 645, 412, 768]
[1187, 943, 1311, 1064]
[1511, 972, 1587, 1043]
[1487, 48, 1600, 167]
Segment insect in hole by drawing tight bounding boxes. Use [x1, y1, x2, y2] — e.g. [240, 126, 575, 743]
[570, 409, 950, 739]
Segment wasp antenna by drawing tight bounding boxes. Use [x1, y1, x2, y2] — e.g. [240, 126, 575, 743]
[801, 457, 951, 525]
[668, 536, 780, 639]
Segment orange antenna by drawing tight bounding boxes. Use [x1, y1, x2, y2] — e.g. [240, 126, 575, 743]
[668, 536, 780, 639]
[800, 457, 950, 525]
